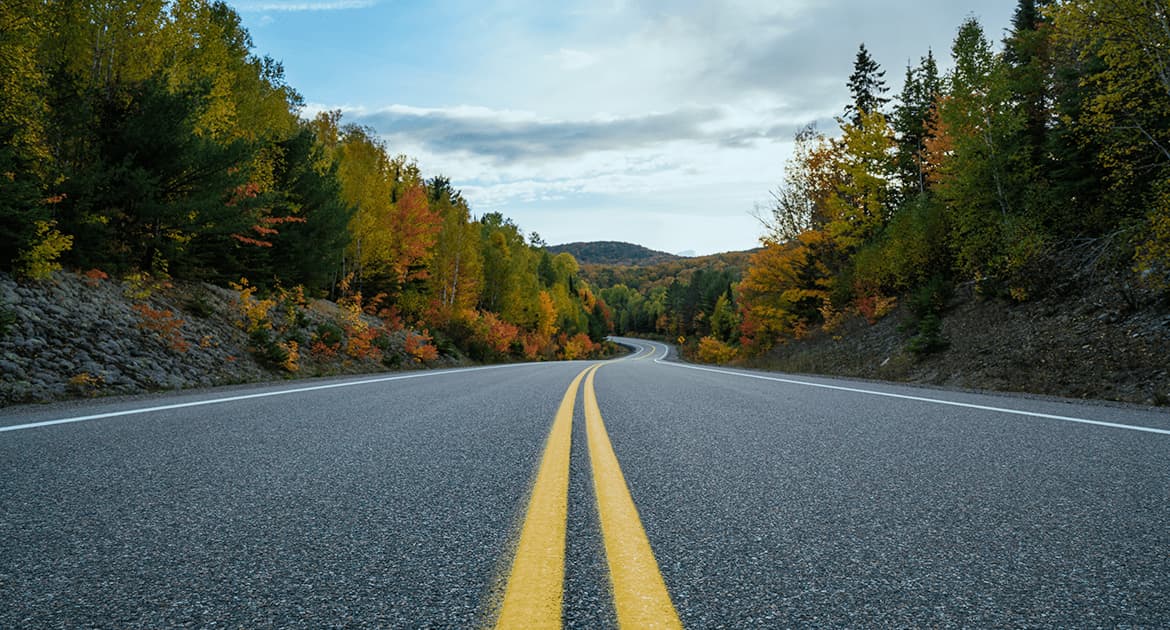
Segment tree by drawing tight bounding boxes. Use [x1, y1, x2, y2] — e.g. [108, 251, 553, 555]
[710, 292, 738, 343]
[930, 17, 1032, 284]
[426, 177, 482, 321]
[892, 50, 942, 195]
[1004, 0, 1054, 169]
[56, 78, 256, 276]
[336, 125, 389, 288]
[737, 231, 834, 354]
[1049, 0, 1170, 285]
[759, 124, 842, 244]
[844, 43, 890, 125]
[479, 212, 540, 326]
[1050, 0, 1170, 212]
[824, 109, 897, 250]
[385, 158, 441, 290]
[261, 125, 354, 291]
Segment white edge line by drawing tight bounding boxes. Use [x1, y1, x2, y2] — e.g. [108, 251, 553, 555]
[652, 353, 1170, 436]
[0, 363, 541, 433]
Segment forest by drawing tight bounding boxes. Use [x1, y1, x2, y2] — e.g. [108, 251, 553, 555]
[2, 1, 1167, 370]
[0, 0, 611, 363]
[588, 1, 1170, 365]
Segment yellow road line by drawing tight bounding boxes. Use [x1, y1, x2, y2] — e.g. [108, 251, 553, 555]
[584, 366, 683, 629]
[495, 364, 598, 629]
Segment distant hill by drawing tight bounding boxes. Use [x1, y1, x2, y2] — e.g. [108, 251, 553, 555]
[577, 249, 758, 292]
[546, 241, 682, 266]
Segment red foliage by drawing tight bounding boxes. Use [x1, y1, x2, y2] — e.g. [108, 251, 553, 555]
[405, 330, 439, 362]
[387, 183, 442, 285]
[132, 303, 189, 353]
[231, 233, 274, 247]
[82, 268, 108, 287]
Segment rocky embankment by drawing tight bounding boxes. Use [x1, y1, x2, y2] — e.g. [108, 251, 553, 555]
[748, 277, 1170, 406]
[0, 272, 452, 407]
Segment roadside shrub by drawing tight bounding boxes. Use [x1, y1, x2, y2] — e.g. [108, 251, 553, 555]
[907, 313, 949, 355]
[315, 321, 344, 347]
[82, 268, 108, 287]
[133, 302, 189, 353]
[1134, 185, 1170, 291]
[382, 352, 402, 368]
[185, 286, 215, 318]
[16, 220, 72, 281]
[697, 336, 738, 364]
[907, 275, 953, 320]
[405, 331, 439, 362]
[250, 327, 298, 372]
[67, 372, 104, 396]
[903, 275, 952, 356]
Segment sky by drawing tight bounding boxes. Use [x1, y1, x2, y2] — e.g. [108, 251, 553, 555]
[231, 0, 1019, 256]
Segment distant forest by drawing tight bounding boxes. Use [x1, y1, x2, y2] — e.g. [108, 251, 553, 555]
[545, 241, 681, 266]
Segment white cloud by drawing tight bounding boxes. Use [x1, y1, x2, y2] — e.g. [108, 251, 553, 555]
[286, 0, 1019, 253]
[552, 48, 600, 71]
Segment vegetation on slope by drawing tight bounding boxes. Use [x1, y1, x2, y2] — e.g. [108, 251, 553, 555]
[0, 0, 614, 375]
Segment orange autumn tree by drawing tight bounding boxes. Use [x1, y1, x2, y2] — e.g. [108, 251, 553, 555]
[385, 177, 441, 288]
[737, 231, 834, 355]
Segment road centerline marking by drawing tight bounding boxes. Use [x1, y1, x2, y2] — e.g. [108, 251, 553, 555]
[584, 365, 682, 629]
[495, 363, 598, 629]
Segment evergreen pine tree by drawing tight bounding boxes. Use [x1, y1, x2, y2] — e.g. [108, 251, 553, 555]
[893, 50, 942, 195]
[845, 43, 890, 125]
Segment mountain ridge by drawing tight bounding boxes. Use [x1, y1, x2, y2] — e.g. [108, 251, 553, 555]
[546, 241, 684, 266]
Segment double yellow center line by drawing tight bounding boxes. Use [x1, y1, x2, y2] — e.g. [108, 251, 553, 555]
[495, 363, 682, 629]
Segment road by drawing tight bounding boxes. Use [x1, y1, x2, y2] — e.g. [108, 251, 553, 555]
[2, 338, 1169, 628]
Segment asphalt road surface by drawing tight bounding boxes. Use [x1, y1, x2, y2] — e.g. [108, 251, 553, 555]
[2, 339, 1168, 628]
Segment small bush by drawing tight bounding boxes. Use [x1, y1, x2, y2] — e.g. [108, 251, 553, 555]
[315, 321, 344, 347]
[907, 313, 949, 355]
[908, 275, 953, 320]
[17, 220, 72, 281]
[250, 327, 298, 372]
[185, 287, 215, 318]
[903, 275, 952, 356]
[405, 331, 439, 362]
[133, 303, 189, 353]
[67, 372, 104, 396]
[697, 336, 738, 364]
[82, 268, 108, 287]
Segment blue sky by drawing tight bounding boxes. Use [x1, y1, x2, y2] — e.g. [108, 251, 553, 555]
[231, 0, 1018, 255]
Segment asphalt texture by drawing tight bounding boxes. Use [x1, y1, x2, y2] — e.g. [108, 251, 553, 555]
[3, 341, 1169, 628]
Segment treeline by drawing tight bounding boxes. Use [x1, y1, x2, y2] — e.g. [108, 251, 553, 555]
[583, 251, 752, 340]
[706, 0, 1170, 362]
[0, 0, 610, 360]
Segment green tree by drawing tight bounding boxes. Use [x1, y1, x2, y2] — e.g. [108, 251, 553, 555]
[825, 109, 897, 250]
[426, 177, 483, 319]
[261, 126, 354, 291]
[57, 78, 256, 276]
[710, 292, 738, 343]
[844, 43, 890, 125]
[932, 17, 1033, 285]
[480, 212, 540, 326]
[892, 50, 942, 196]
